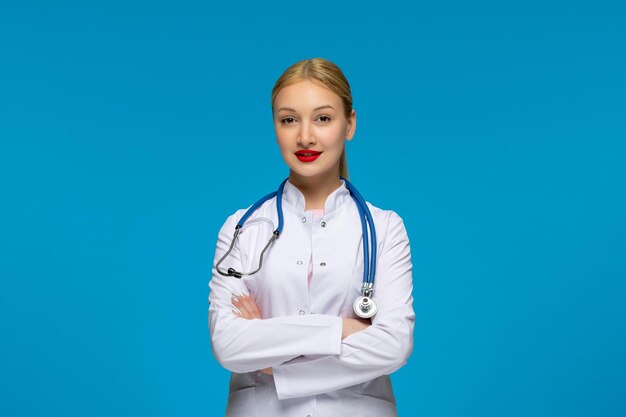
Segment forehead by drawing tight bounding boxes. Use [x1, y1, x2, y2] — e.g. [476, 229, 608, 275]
[274, 80, 341, 111]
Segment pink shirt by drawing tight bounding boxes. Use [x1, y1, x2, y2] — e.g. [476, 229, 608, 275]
[306, 208, 325, 289]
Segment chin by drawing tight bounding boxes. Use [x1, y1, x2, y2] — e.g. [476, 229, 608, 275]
[291, 167, 336, 179]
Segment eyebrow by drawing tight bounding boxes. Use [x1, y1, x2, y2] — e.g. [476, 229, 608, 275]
[276, 105, 335, 113]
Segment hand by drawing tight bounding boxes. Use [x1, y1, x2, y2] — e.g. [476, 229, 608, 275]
[231, 293, 261, 320]
[231, 293, 271, 374]
[341, 317, 372, 339]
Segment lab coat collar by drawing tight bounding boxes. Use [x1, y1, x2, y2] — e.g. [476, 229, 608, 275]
[282, 178, 352, 214]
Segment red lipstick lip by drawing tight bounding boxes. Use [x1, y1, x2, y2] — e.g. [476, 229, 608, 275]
[294, 150, 322, 162]
[295, 150, 322, 156]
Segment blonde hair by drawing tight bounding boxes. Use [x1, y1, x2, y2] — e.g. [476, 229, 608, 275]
[271, 58, 353, 179]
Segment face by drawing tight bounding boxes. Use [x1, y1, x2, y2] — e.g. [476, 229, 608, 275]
[273, 79, 356, 181]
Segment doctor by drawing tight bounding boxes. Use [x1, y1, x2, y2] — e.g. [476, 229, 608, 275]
[208, 57, 415, 417]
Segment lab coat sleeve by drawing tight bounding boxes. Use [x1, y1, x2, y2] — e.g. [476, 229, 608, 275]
[272, 211, 415, 400]
[208, 212, 343, 374]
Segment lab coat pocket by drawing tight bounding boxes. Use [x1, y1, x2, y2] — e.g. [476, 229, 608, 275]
[359, 393, 397, 417]
[359, 375, 397, 416]
[225, 386, 258, 417]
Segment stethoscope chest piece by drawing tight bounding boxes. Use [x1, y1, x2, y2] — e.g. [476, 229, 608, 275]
[353, 295, 378, 319]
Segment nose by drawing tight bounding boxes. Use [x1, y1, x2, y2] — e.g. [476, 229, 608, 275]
[297, 120, 316, 147]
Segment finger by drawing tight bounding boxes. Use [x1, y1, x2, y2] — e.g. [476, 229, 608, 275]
[237, 294, 256, 319]
[231, 295, 245, 316]
[232, 294, 253, 318]
[241, 294, 261, 318]
[246, 295, 262, 318]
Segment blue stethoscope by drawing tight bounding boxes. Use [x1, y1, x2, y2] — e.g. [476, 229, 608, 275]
[216, 176, 378, 318]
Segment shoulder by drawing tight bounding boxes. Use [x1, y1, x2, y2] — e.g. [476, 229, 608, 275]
[364, 201, 410, 248]
[365, 201, 407, 230]
[218, 199, 277, 232]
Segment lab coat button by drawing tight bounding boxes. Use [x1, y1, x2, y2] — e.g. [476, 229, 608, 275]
[297, 260, 303, 265]
[320, 262, 326, 267]
[320, 221, 327, 228]
[299, 309, 306, 315]
[301, 217, 307, 223]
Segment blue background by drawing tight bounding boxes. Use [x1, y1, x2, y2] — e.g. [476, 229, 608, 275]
[1, 1, 625, 416]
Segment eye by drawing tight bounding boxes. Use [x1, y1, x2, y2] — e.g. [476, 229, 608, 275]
[317, 115, 332, 123]
[280, 116, 297, 125]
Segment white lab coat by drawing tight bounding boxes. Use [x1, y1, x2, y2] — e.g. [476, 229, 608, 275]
[208, 179, 415, 417]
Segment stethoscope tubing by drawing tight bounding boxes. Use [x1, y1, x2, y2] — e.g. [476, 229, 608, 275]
[341, 176, 377, 286]
[217, 177, 377, 290]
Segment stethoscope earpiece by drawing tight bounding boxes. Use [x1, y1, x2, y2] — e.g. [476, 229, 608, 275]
[227, 268, 242, 279]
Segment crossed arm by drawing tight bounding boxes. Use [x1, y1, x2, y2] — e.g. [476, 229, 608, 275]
[208, 211, 415, 400]
[230, 293, 372, 375]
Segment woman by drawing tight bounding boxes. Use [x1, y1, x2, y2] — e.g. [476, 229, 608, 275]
[208, 58, 415, 417]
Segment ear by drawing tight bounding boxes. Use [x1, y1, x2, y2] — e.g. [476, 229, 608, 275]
[346, 109, 357, 141]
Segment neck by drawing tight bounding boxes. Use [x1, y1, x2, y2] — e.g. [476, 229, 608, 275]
[288, 168, 342, 211]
